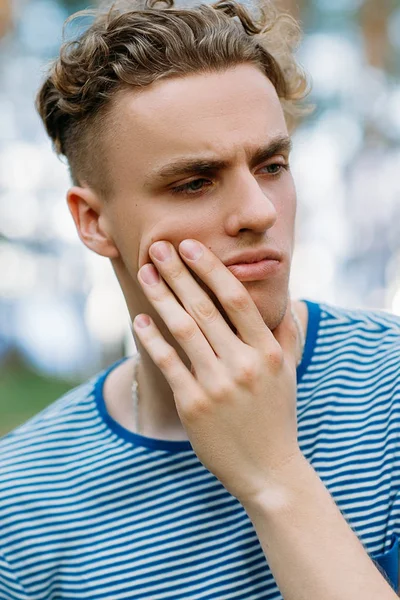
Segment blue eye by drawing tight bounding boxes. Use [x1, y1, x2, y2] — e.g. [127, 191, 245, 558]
[267, 164, 282, 174]
[260, 163, 289, 175]
[171, 178, 212, 196]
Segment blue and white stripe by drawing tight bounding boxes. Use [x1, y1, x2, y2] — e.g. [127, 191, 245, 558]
[0, 299, 399, 599]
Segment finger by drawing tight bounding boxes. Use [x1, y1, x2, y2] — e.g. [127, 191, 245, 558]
[148, 241, 245, 362]
[272, 300, 298, 369]
[177, 239, 274, 351]
[137, 262, 221, 382]
[150, 239, 273, 355]
[132, 313, 204, 412]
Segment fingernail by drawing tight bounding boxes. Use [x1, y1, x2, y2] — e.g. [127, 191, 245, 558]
[139, 264, 160, 285]
[135, 314, 151, 328]
[151, 241, 171, 262]
[179, 239, 203, 260]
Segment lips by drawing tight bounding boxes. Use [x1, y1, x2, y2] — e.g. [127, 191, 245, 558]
[223, 248, 283, 267]
[226, 258, 281, 281]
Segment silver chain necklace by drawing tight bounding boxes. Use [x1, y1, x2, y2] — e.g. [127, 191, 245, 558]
[131, 306, 305, 435]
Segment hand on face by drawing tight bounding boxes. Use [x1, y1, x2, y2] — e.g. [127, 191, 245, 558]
[133, 239, 300, 505]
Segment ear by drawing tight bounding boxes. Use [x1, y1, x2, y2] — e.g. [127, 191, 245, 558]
[67, 186, 120, 259]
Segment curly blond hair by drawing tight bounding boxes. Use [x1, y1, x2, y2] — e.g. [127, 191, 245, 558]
[36, 0, 310, 196]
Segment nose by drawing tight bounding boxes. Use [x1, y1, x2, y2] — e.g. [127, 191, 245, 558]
[224, 171, 278, 235]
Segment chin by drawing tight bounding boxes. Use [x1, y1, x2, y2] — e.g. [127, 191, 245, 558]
[219, 287, 289, 335]
[244, 278, 290, 330]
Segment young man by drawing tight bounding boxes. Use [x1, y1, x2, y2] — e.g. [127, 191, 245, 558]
[1, 1, 399, 598]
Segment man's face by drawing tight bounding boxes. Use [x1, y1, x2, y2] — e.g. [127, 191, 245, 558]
[102, 64, 297, 332]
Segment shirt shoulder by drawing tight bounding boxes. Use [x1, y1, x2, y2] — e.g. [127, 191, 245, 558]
[318, 300, 400, 333]
[309, 299, 400, 360]
[300, 299, 400, 402]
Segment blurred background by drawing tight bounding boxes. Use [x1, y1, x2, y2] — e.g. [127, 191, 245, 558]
[0, 0, 399, 434]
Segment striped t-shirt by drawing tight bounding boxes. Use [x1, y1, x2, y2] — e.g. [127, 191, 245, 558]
[1, 299, 400, 600]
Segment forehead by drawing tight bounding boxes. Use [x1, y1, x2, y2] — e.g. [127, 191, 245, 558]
[106, 65, 288, 184]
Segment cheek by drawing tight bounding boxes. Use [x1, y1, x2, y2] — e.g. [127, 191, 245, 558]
[138, 215, 210, 270]
[145, 205, 217, 243]
[274, 175, 297, 223]
[287, 185, 297, 224]
[113, 214, 142, 258]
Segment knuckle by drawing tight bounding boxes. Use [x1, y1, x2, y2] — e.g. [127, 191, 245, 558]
[212, 379, 234, 401]
[192, 298, 219, 323]
[235, 356, 259, 384]
[156, 347, 178, 371]
[267, 347, 284, 371]
[172, 318, 197, 343]
[184, 396, 209, 421]
[168, 262, 185, 281]
[224, 291, 250, 312]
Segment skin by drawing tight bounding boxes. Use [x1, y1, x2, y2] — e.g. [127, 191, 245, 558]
[68, 64, 305, 440]
[66, 64, 397, 598]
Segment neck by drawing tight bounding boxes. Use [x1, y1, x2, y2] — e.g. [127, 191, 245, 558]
[133, 329, 197, 439]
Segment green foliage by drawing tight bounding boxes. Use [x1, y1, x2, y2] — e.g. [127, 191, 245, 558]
[0, 365, 81, 437]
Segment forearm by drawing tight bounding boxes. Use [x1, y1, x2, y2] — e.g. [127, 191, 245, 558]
[242, 453, 397, 600]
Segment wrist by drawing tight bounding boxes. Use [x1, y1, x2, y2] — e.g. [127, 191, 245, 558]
[238, 451, 312, 514]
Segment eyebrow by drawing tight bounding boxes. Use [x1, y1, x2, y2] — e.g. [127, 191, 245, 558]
[146, 135, 292, 186]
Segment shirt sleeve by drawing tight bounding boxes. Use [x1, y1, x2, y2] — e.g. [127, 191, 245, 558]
[0, 551, 29, 600]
